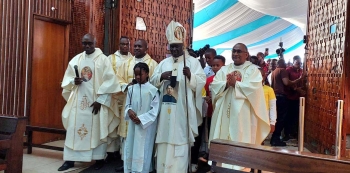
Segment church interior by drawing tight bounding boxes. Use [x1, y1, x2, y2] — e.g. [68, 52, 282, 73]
[1, 0, 350, 172]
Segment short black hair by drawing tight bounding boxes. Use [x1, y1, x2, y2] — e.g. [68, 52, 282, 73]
[133, 62, 149, 74]
[257, 52, 264, 58]
[214, 55, 226, 64]
[120, 36, 129, 41]
[250, 55, 258, 61]
[293, 55, 301, 61]
[136, 39, 148, 48]
[205, 48, 217, 56]
[235, 43, 248, 52]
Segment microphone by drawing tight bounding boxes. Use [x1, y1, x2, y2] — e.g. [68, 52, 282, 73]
[74, 65, 79, 78]
[132, 79, 137, 84]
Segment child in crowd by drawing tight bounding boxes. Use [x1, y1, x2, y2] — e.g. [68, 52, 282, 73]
[123, 62, 160, 173]
[197, 55, 226, 173]
[260, 69, 277, 137]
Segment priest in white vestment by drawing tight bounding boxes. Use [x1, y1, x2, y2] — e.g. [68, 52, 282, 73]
[106, 36, 133, 160]
[123, 62, 160, 173]
[151, 20, 206, 173]
[58, 34, 121, 171]
[209, 43, 270, 171]
[115, 39, 158, 171]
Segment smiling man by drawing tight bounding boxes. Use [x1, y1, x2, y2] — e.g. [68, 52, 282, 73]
[209, 43, 270, 171]
[114, 38, 158, 172]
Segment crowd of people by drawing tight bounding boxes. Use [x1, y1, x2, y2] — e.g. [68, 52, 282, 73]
[58, 20, 305, 173]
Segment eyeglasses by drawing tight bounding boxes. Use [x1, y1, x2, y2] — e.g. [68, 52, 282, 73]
[120, 43, 129, 46]
[82, 42, 94, 46]
[232, 49, 247, 54]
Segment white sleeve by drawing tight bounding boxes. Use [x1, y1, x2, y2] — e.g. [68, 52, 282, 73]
[124, 89, 132, 121]
[268, 73, 272, 85]
[269, 99, 277, 125]
[138, 92, 160, 129]
[96, 94, 111, 107]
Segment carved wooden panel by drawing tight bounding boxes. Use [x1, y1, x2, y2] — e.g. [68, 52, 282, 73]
[69, 0, 105, 59]
[119, 0, 193, 63]
[33, 0, 72, 22]
[0, 0, 29, 116]
[305, 0, 347, 156]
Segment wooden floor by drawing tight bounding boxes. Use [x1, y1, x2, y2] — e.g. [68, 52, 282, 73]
[0, 138, 307, 173]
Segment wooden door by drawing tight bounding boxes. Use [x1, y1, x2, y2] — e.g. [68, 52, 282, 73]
[30, 18, 68, 144]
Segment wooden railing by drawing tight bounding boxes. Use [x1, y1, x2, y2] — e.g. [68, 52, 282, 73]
[209, 139, 350, 173]
[25, 126, 66, 154]
[0, 116, 27, 173]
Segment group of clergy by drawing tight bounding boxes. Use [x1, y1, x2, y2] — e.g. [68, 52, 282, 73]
[58, 20, 271, 173]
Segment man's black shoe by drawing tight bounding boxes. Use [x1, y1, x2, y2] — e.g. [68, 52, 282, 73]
[282, 136, 290, 141]
[93, 160, 105, 170]
[105, 152, 115, 163]
[270, 140, 286, 146]
[58, 161, 74, 171]
[115, 165, 124, 172]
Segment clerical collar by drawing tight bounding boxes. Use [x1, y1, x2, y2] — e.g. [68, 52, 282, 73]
[135, 57, 144, 62]
[232, 61, 251, 70]
[173, 56, 183, 63]
[85, 49, 98, 58]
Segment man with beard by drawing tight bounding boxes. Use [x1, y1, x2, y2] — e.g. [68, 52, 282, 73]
[151, 20, 206, 173]
[59, 34, 121, 171]
[115, 39, 158, 172]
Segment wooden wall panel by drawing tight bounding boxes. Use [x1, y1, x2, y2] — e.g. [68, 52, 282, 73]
[33, 0, 72, 22]
[0, 0, 29, 117]
[69, 0, 105, 59]
[119, 0, 193, 63]
[305, 0, 348, 156]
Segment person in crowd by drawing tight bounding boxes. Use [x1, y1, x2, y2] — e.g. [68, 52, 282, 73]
[150, 20, 206, 173]
[123, 62, 160, 173]
[115, 39, 158, 172]
[209, 43, 270, 171]
[106, 36, 133, 163]
[191, 48, 217, 171]
[257, 52, 269, 73]
[249, 55, 260, 66]
[59, 34, 121, 171]
[260, 69, 276, 134]
[196, 55, 226, 173]
[284, 55, 305, 141]
[270, 59, 305, 146]
[267, 59, 278, 85]
[204, 48, 217, 78]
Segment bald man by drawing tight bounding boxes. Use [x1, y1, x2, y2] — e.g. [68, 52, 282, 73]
[59, 34, 121, 171]
[115, 39, 158, 172]
[209, 43, 270, 171]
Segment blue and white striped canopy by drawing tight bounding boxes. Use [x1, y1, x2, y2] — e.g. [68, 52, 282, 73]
[193, 0, 308, 64]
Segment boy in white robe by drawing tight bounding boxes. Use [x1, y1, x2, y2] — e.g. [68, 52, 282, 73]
[123, 62, 160, 173]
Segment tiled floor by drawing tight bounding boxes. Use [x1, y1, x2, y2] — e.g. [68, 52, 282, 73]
[0, 140, 93, 173]
[0, 139, 308, 173]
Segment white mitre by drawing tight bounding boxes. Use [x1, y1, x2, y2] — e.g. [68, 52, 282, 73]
[166, 20, 186, 44]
